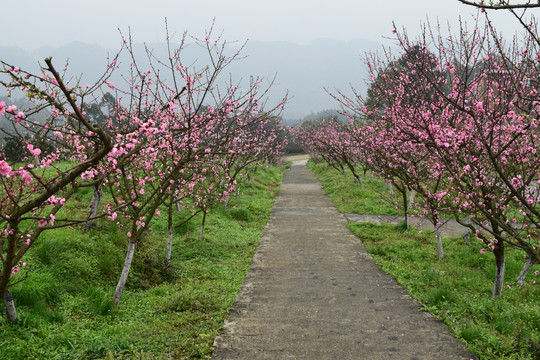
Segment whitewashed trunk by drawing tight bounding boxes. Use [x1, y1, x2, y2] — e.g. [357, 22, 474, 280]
[84, 184, 102, 230]
[516, 258, 534, 286]
[4, 290, 17, 323]
[463, 214, 472, 242]
[113, 239, 137, 305]
[492, 252, 505, 299]
[436, 228, 444, 260]
[388, 181, 394, 197]
[199, 212, 207, 241]
[408, 189, 414, 208]
[223, 194, 230, 209]
[355, 175, 364, 190]
[166, 226, 173, 266]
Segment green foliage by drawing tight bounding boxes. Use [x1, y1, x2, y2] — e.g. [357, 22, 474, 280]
[0, 163, 286, 359]
[228, 208, 253, 222]
[86, 287, 114, 316]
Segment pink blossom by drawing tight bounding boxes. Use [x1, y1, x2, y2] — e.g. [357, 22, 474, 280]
[0, 160, 13, 176]
[475, 102, 484, 113]
[27, 144, 41, 158]
[14, 111, 25, 123]
[21, 170, 33, 184]
[38, 219, 47, 228]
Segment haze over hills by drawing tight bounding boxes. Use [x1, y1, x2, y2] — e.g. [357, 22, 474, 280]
[0, 38, 380, 122]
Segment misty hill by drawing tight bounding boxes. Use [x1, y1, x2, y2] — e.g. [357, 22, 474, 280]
[0, 38, 380, 121]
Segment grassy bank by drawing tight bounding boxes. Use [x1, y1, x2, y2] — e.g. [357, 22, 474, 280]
[307, 161, 399, 215]
[309, 161, 540, 360]
[0, 164, 287, 360]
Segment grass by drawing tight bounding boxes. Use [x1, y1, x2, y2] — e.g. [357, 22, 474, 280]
[307, 161, 400, 215]
[0, 164, 286, 360]
[311, 160, 540, 360]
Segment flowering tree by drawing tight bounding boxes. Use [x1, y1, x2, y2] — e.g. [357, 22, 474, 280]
[334, 17, 540, 298]
[0, 55, 122, 322]
[100, 28, 286, 305]
[458, 1, 540, 50]
[297, 118, 365, 187]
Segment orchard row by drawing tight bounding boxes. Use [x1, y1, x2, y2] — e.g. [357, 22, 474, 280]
[0, 28, 287, 323]
[297, 18, 540, 299]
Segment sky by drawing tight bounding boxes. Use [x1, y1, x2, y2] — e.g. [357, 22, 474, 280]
[0, 0, 527, 51]
[0, 0, 531, 119]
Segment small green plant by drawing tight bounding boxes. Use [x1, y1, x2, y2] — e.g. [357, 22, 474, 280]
[86, 287, 114, 316]
[228, 208, 253, 222]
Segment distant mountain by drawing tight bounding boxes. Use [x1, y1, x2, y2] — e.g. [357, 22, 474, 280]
[0, 38, 380, 121]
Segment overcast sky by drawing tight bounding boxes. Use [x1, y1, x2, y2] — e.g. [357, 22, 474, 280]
[0, 0, 527, 51]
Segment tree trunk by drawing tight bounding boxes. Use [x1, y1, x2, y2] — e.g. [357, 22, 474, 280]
[492, 244, 505, 299]
[401, 189, 409, 230]
[113, 238, 137, 305]
[354, 175, 364, 190]
[166, 204, 173, 265]
[199, 211, 207, 241]
[388, 181, 394, 197]
[463, 214, 472, 243]
[4, 290, 17, 324]
[408, 189, 414, 208]
[84, 183, 103, 230]
[250, 168, 257, 186]
[370, 170, 374, 181]
[166, 226, 173, 266]
[436, 228, 444, 260]
[353, 165, 364, 190]
[516, 258, 534, 286]
[223, 194, 230, 209]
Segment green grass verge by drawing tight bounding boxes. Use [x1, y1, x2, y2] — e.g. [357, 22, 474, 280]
[307, 161, 399, 215]
[0, 164, 286, 360]
[310, 161, 540, 360]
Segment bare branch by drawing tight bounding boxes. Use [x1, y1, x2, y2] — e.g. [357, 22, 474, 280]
[458, 0, 540, 10]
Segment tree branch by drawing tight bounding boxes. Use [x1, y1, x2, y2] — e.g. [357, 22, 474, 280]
[458, 0, 540, 10]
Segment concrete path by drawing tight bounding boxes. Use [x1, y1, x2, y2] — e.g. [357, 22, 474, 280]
[212, 161, 475, 360]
